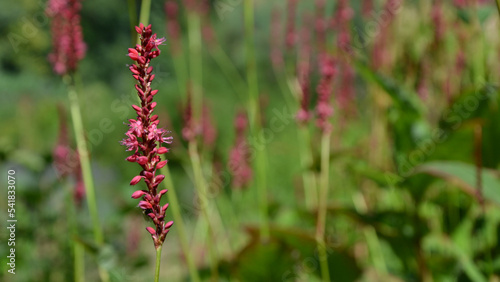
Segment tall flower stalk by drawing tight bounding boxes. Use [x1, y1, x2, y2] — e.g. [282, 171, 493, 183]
[244, 0, 270, 242]
[315, 55, 336, 282]
[47, 0, 108, 281]
[122, 24, 173, 282]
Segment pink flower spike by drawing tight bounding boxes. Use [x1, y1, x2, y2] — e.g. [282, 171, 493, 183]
[138, 201, 153, 210]
[159, 189, 168, 196]
[147, 213, 156, 219]
[151, 89, 159, 96]
[130, 175, 143, 185]
[146, 226, 156, 235]
[131, 190, 146, 199]
[135, 25, 142, 34]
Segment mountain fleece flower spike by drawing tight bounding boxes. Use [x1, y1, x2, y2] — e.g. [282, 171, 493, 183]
[121, 24, 173, 251]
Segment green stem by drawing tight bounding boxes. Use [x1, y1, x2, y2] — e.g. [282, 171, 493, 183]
[65, 181, 85, 282]
[187, 11, 203, 122]
[244, 0, 269, 243]
[155, 245, 162, 282]
[66, 76, 109, 282]
[74, 243, 85, 282]
[127, 0, 137, 45]
[137, 0, 152, 44]
[496, 0, 500, 18]
[188, 141, 218, 280]
[298, 125, 316, 209]
[316, 131, 331, 282]
[160, 166, 201, 282]
[209, 44, 247, 102]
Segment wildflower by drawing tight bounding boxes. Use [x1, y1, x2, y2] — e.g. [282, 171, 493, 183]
[228, 111, 253, 189]
[165, 0, 181, 55]
[315, 55, 336, 132]
[46, 0, 86, 75]
[296, 16, 312, 124]
[53, 104, 85, 207]
[270, 8, 284, 71]
[121, 24, 172, 249]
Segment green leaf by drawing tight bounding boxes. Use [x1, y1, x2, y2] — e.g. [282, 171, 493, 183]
[414, 161, 500, 205]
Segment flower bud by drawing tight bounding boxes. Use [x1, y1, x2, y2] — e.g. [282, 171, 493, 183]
[130, 175, 143, 185]
[131, 190, 146, 199]
[146, 226, 156, 235]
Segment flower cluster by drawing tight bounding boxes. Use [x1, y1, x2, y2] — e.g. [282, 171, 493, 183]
[53, 104, 85, 206]
[121, 24, 173, 249]
[315, 55, 336, 132]
[46, 0, 86, 75]
[228, 111, 253, 189]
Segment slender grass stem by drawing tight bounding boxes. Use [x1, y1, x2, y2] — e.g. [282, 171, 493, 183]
[316, 131, 331, 282]
[244, 0, 269, 243]
[188, 141, 218, 280]
[65, 76, 108, 282]
[187, 11, 203, 122]
[127, 0, 137, 45]
[137, 0, 152, 44]
[160, 166, 201, 282]
[209, 44, 247, 102]
[154, 245, 162, 282]
[74, 243, 85, 282]
[65, 181, 85, 282]
[298, 125, 316, 209]
[496, 0, 500, 17]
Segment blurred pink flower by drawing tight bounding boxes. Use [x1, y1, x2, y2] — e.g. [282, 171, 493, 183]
[228, 111, 252, 189]
[47, 0, 86, 75]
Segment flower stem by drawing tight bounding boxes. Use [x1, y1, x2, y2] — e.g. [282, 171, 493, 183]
[316, 131, 331, 282]
[65, 181, 85, 282]
[127, 0, 137, 45]
[66, 76, 109, 282]
[188, 141, 218, 280]
[160, 166, 201, 282]
[496, 0, 500, 18]
[244, 0, 269, 243]
[298, 126, 316, 209]
[137, 0, 152, 44]
[187, 10, 203, 122]
[154, 245, 162, 282]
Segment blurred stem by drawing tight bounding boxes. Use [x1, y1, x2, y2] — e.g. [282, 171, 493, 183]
[137, 0, 152, 44]
[187, 11, 203, 123]
[209, 43, 247, 102]
[496, 0, 500, 17]
[352, 192, 387, 273]
[65, 75, 108, 282]
[127, 0, 137, 45]
[160, 166, 201, 282]
[154, 245, 162, 282]
[172, 54, 188, 97]
[316, 131, 331, 282]
[65, 181, 85, 282]
[188, 141, 218, 280]
[244, 0, 269, 243]
[74, 243, 84, 282]
[298, 125, 316, 209]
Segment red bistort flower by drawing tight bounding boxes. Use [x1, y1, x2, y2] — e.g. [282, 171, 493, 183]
[46, 0, 86, 75]
[121, 24, 173, 249]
